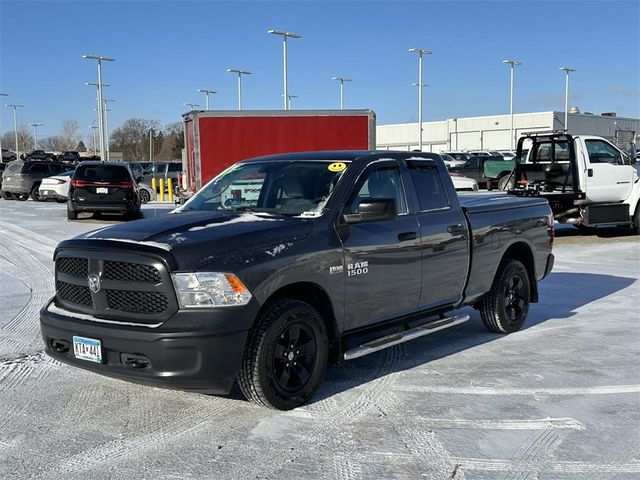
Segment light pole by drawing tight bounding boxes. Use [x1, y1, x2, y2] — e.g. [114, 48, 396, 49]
[197, 89, 217, 110]
[282, 94, 297, 110]
[227, 69, 251, 110]
[29, 123, 43, 150]
[90, 123, 98, 156]
[184, 103, 200, 111]
[268, 29, 302, 110]
[83, 54, 115, 161]
[332, 77, 352, 110]
[103, 98, 116, 161]
[559, 67, 576, 131]
[503, 59, 521, 150]
[86, 82, 110, 143]
[0, 93, 7, 158]
[5, 104, 24, 159]
[149, 128, 154, 163]
[408, 48, 432, 151]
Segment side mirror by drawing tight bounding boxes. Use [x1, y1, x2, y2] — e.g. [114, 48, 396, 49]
[343, 198, 397, 224]
[136, 176, 144, 184]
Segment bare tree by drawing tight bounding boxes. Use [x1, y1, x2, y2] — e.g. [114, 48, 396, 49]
[60, 120, 80, 151]
[110, 118, 161, 161]
[158, 121, 184, 161]
[1, 125, 34, 154]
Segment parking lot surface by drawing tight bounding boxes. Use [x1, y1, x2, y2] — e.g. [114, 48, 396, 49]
[0, 200, 638, 480]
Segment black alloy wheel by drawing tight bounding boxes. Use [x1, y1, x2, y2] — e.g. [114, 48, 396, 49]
[479, 259, 530, 334]
[238, 299, 328, 410]
[270, 322, 318, 396]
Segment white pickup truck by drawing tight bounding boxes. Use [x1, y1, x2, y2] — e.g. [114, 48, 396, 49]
[506, 131, 639, 233]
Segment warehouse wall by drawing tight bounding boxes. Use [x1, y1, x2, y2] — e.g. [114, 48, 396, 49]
[377, 111, 639, 152]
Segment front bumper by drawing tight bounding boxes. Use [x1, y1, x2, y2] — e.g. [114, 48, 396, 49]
[40, 299, 254, 394]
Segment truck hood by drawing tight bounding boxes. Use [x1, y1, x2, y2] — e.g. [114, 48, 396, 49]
[74, 211, 313, 270]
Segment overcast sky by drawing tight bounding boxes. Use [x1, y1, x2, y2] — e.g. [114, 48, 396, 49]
[1, 0, 638, 140]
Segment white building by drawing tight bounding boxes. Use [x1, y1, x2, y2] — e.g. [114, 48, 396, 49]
[376, 111, 639, 152]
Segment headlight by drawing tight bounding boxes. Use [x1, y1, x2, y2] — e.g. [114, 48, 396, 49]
[171, 272, 252, 308]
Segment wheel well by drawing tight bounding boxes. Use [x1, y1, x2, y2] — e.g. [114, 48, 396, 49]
[263, 282, 341, 362]
[502, 242, 538, 302]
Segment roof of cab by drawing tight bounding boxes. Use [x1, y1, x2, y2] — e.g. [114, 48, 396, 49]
[239, 150, 441, 163]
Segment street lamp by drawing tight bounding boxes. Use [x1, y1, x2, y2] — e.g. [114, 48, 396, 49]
[86, 82, 110, 141]
[197, 89, 217, 110]
[103, 98, 116, 161]
[29, 123, 43, 150]
[268, 29, 302, 110]
[5, 104, 24, 159]
[184, 103, 200, 110]
[332, 77, 352, 110]
[559, 67, 576, 131]
[282, 94, 297, 110]
[503, 59, 522, 150]
[83, 54, 115, 161]
[90, 123, 98, 156]
[149, 128, 155, 163]
[0, 93, 8, 158]
[226, 69, 251, 111]
[408, 48, 432, 151]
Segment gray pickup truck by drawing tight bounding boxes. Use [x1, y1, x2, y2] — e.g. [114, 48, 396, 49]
[40, 150, 554, 409]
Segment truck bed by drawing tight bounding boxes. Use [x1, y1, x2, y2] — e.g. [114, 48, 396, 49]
[459, 193, 550, 213]
[459, 193, 553, 305]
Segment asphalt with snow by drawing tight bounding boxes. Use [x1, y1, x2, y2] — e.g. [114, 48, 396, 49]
[0, 199, 638, 480]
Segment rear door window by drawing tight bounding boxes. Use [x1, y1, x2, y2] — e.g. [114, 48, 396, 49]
[5, 163, 25, 174]
[407, 163, 450, 211]
[27, 164, 51, 175]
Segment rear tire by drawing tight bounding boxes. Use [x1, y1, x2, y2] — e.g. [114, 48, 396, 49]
[15, 194, 28, 201]
[498, 175, 511, 191]
[0, 190, 7, 200]
[480, 259, 530, 334]
[238, 299, 328, 410]
[67, 205, 77, 220]
[31, 184, 42, 201]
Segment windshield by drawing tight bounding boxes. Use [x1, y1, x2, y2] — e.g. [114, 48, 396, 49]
[179, 160, 349, 216]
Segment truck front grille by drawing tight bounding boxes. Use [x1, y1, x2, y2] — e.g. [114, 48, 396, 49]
[54, 252, 178, 326]
[56, 280, 93, 306]
[106, 290, 169, 314]
[103, 261, 162, 283]
[57, 257, 89, 277]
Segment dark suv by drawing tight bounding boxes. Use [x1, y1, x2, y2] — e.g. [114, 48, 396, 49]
[67, 162, 142, 220]
[1, 161, 73, 200]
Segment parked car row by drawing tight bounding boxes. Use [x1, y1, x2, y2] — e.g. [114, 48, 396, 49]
[0, 160, 157, 213]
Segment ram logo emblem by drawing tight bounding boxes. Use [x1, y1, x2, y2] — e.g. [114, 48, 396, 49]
[88, 274, 101, 294]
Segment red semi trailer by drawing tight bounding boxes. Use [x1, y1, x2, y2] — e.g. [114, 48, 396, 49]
[182, 109, 376, 191]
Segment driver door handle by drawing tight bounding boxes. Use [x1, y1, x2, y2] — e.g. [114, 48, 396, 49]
[447, 224, 466, 235]
[398, 231, 418, 242]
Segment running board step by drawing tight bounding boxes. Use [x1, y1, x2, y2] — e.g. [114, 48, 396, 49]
[343, 314, 470, 361]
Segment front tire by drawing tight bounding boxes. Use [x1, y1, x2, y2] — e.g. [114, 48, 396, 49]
[31, 184, 43, 201]
[238, 299, 328, 410]
[632, 204, 640, 235]
[139, 189, 151, 204]
[498, 175, 511, 191]
[480, 259, 530, 334]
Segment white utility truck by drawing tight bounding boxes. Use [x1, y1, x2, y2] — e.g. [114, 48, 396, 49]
[507, 131, 639, 233]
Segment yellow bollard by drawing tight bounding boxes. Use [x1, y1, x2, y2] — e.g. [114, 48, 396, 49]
[159, 178, 165, 202]
[151, 177, 156, 192]
[167, 178, 174, 203]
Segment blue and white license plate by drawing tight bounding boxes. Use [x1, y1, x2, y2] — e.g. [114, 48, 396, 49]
[73, 336, 102, 363]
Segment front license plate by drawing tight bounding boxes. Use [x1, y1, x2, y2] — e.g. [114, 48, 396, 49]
[96, 187, 108, 194]
[73, 336, 102, 363]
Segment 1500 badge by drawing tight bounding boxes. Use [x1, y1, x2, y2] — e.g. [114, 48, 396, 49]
[347, 261, 368, 277]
